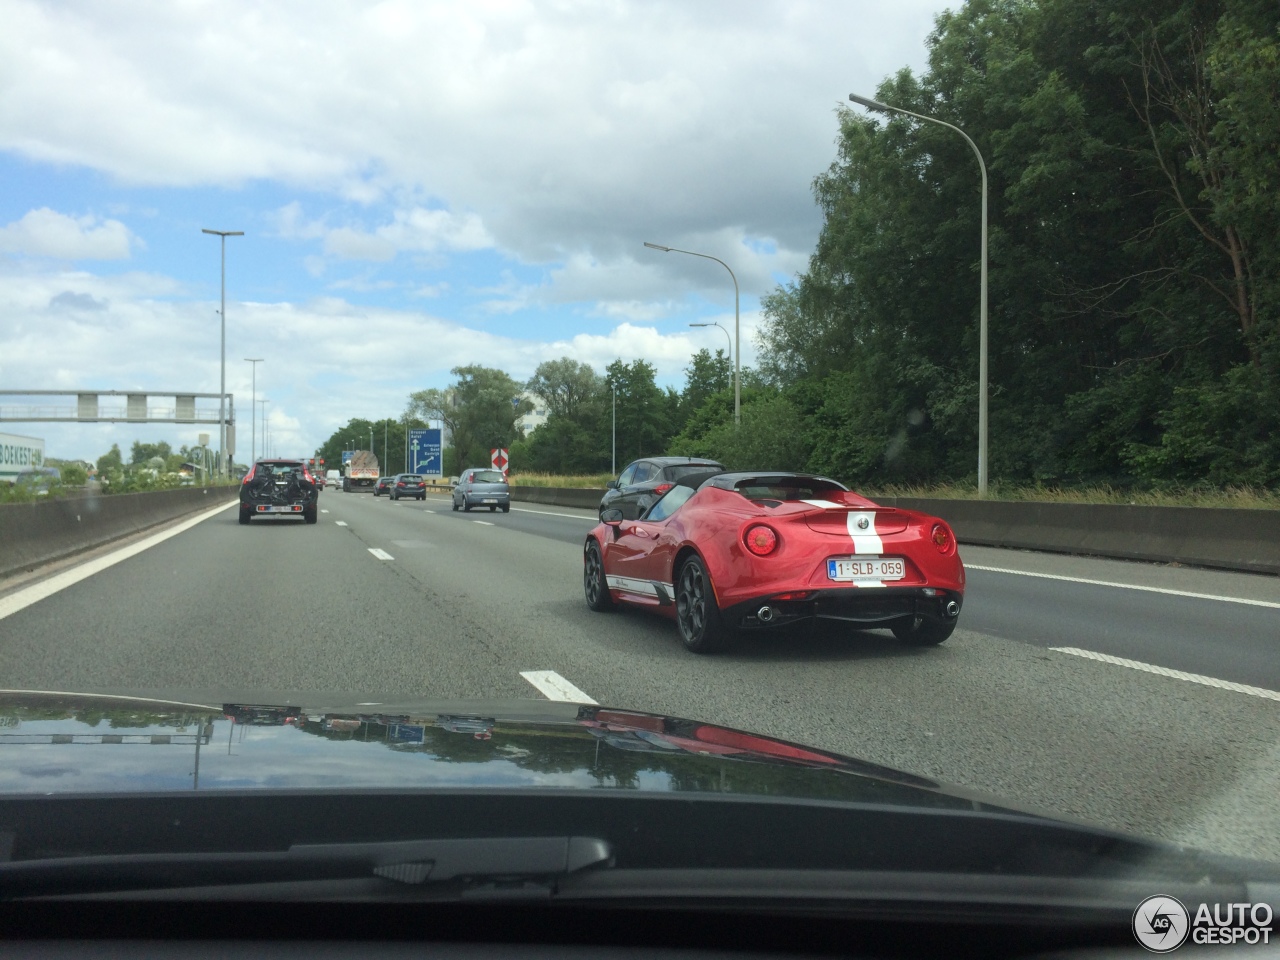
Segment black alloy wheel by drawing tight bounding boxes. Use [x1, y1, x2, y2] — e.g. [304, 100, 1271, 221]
[583, 541, 613, 612]
[890, 616, 955, 646]
[675, 556, 728, 654]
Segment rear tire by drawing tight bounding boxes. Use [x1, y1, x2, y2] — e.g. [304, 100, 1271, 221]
[489, 505, 496, 512]
[463, 496, 472, 512]
[583, 540, 613, 612]
[675, 555, 729, 654]
[501, 504, 510, 513]
[303, 507, 318, 524]
[891, 617, 955, 646]
[238, 510, 251, 525]
[452, 499, 459, 511]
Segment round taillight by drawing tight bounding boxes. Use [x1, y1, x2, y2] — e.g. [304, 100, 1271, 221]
[932, 523, 952, 552]
[744, 525, 778, 556]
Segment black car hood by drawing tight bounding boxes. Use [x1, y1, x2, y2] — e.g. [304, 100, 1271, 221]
[0, 688, 1003, 812]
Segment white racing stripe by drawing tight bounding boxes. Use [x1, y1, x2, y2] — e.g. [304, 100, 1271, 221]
[368, 548, 394, 560]
[0, 499, 237, 622]
[1052, 647, 1280, 702]
[520, 670, 598, 704]
[968, 565, 1280, 609]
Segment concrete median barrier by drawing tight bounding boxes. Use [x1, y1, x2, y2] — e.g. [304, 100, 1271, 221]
[510, 486, 1280, 575]
[0, 486, 239, 580]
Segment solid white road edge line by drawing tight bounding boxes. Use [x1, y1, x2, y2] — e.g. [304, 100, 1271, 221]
[0, 499, 238, 623]
[520, 670, 598, 705]
[472, 520, 494, 526]
[967, 564, 1280, 609]
[510, 506, 597, 521]
[1052, 647, 1280, 702]
[368, 548, 394, 560]
[0, 688, 218, 709]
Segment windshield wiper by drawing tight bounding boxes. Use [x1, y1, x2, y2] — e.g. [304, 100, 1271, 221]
[0, 836, 613, 900]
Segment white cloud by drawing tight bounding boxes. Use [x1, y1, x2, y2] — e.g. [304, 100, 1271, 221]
[0, 264, 754, 461]
[0, 208, 137, 260]
[0, 1, 938, 264]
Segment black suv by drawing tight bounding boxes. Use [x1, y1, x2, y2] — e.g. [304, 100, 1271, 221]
[239, 459, 319, 524]
[598, 457, 724, 520]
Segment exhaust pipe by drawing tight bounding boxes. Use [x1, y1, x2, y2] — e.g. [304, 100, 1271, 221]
[945, 600, 960, 618]
[757, 605, 775, 623]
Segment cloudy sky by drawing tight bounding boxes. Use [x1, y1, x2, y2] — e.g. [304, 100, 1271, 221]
[0, 0, 944, 462]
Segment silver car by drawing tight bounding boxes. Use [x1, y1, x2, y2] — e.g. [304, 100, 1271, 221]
[452, 468, 510, 513]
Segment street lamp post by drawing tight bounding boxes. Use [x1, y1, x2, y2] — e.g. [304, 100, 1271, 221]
[644, 242, 740, 426]
[257, 399, 268, 459]
[244, 358, 263, 463]
[202, 228, 244, 477]
[689, 322, 732, 364]
[848, 92, 988, 495]
[611, 382, 616, 476]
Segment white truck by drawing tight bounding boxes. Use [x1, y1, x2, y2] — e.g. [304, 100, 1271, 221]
[342, 450, 379, 492]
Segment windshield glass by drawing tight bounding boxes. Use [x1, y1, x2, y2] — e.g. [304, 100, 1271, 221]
[2, 0, 1278, 902]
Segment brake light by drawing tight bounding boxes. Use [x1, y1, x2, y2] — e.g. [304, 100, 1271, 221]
[303, 469, 315, 483]
[743, 524, 778, 556]
[932, 523, 954, 554]
[652, 482, 673, 496]
[241, 465, 256, 484]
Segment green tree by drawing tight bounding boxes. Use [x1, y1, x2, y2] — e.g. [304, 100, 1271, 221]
[97, 443, 124, 476]
[407, 366, 531, 472]
[130, 440, 172, 465]
[679, 348, 731, 426]
[526, 358, 603, 420]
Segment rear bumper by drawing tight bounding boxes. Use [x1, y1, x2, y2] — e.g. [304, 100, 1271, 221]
[723, 587, 963, 631]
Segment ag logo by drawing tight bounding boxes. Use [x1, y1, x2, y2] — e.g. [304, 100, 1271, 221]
[856, 516, 870, 530]
[1133, 895, 1190, 953]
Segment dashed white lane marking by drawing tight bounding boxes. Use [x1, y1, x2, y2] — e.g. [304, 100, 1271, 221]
[520, 670, 597, 704]
[321, 509, 329, 514]
[511, 506, 598, 522]
[472, 520, 494, 526]
[368, 548, 394, 560]
[335, 521, 348, 526]
[0, 499, 237, 622]
[1052, 647, 1280, 702]
[967, 565, 1280, 609]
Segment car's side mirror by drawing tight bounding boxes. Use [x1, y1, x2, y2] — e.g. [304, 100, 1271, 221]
[600, 508, 624, 524]
[605, 479, 619, 490]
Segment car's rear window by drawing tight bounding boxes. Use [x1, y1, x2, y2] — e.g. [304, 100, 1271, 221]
[401, 475, 424, 481]
[666, 463, 724, 480]
[472, 470, 505, 483]
[732, 477, 847, 502]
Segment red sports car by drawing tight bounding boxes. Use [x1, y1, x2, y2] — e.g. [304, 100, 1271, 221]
[583, 472, 964, 654]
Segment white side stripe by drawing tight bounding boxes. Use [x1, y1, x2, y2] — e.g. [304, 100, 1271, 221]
[520, 670, 598, 704]
[1052, 647, 1280, 701]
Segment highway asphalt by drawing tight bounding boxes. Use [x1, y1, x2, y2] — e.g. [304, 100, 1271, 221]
[1, 486, 1278, 864]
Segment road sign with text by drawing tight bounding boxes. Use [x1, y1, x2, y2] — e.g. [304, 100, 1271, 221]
[409, 429, 442, 477]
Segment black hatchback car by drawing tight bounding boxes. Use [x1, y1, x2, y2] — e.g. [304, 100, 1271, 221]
[238, 459, 319, 524]
[598, 456, 724, 520]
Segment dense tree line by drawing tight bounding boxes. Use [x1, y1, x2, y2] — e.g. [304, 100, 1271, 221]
[321, 0, 1277, 490]
[754, 0, 1280, 489]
